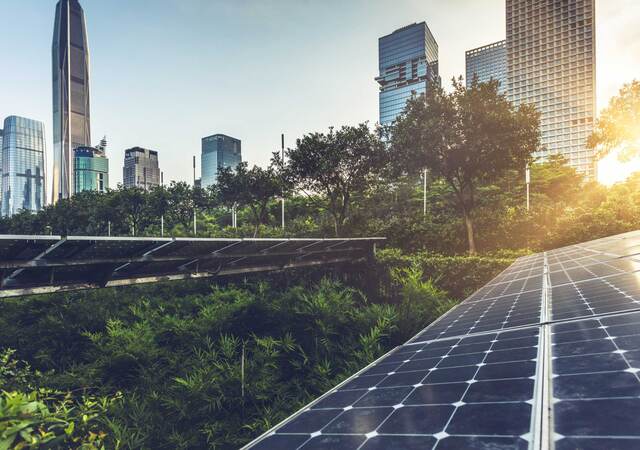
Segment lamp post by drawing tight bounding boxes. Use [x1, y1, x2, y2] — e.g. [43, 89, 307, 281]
[281, 133, 285, 229]
[423, 168, 427, 216]
[526, 163, 531, 212]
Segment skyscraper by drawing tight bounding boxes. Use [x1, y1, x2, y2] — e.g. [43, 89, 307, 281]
[52, 0, 91, 202]
[507, 0, 596, 177]
[1, 116, 46, 217]
[466, 40, 508, 94]
[74, 146, 109, 193]
[123, 147, 160, 190]
[376, 22, 440, 126]
[201, 134, 242, 187]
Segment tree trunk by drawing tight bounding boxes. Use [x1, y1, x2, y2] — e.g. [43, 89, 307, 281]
[463, 210, 477, 255]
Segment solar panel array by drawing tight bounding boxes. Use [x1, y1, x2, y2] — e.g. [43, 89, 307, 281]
[0, 235, 383, 297]
[245, 230, 640, 449]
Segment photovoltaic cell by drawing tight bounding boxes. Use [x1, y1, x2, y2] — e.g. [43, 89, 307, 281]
[551, 272, 640, 321]
[410, 289, 542, 342]
[552, 311, 640, 449]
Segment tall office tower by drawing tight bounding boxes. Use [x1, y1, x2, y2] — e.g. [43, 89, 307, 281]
[1, 116, 46, 217]
[466, 40, 508, 94]
[376, 22, 440, 126]
[507, 0, 596, 178]
[52, 0, 92, 202]
[123, 147, 160, 190]
[201, 134, 242, 187]
[74, 146, 109, 193]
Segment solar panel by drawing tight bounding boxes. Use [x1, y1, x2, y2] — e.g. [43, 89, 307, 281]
[0, 235, 384, 297]
[245, 229, 640, 449]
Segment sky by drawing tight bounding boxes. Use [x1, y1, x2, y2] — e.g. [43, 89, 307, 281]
[1, 0, 639, 190]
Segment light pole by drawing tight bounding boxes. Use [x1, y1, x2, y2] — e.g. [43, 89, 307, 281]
[423, 168, 427, 216]
[193, 156, 197, 236]
[160, 172, 165, 237]
[526, 163, 531, 212]
[281, 133, 285, 229]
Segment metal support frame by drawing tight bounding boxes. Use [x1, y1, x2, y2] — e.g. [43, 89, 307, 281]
[0, 235, 385, 298]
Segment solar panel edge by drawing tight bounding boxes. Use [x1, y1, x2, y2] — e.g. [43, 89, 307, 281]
[240, 344, 406, 449]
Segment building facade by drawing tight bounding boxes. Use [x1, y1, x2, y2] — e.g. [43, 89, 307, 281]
[1, 116, 46, 217]
[507, 0, 596, 177]
[74, 146, 109, 193]
[123, 147, 160, 190]
[52, 0, 92, 202]
[201, 134, 241, 187]
[376, 22, 440, 126]
[466, 40, 508, 94]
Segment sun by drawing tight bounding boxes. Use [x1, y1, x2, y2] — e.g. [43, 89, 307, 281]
[597, 148, 640, 186]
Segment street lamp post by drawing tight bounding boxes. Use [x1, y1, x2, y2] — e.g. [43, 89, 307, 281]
[423, 168, 427, 216]
[281, 133, 285, 229]
[526, 163, 531, 212]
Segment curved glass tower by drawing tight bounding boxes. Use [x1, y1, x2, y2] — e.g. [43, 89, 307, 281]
[52, 0, 91, 202]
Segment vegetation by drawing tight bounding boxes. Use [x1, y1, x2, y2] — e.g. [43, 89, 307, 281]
[391, 78, 540, 253]
[2, 80, 640, 448]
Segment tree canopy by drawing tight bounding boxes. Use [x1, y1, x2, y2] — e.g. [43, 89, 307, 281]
[589, 80, 640, 160]
[391, 78, 540, 253]
[283, 123, 386, 237]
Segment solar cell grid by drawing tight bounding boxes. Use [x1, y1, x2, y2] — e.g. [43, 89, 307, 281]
[253, 328, 539, 450]
[410, 289, 542, 342]
[551, 272, 640, 321]
[552, 311, 640, 449]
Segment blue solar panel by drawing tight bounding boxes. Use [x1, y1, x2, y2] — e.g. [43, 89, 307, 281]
[251, 328, 539, 449]
[245, 230, 640, 450]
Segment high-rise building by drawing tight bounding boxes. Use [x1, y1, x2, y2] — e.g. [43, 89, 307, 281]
[123, 147, 160, 190]
[52, 0, 91, 202]
[507, 0, 596, 178]
[466, 40, 508, 94]
[1, 116, 46, 217]
[74, 146, 109, 193]
[376, 22, 440, 126]
[201, 134, 241, 187]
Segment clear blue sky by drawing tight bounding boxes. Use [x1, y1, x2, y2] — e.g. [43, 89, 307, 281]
[1, 0, 638, 188]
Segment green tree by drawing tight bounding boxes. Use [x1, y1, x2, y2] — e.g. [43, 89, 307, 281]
[284, 123, 386, 237]
[589, 80, 640, 160]
[217, 162, 285, 237]
[391, 78, 540, 253]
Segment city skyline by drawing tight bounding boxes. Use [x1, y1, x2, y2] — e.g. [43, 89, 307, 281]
[1, 0, 639, 187]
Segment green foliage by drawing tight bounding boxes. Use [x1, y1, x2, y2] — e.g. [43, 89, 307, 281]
[0, 272, 454, 449]
[217, 162, 287, 237]
[0, 350, 120, 450]
[589, 80, 640, 159]
[282, 123, 387, 236]
[391, 78, 540, 253]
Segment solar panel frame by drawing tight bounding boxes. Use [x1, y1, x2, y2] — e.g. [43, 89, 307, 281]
[0, 235, 384, 297]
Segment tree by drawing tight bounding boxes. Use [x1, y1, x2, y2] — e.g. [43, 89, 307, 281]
[391, 78, 540, 254]
[284, 123, 386, 237]
[112, 186, 150, 236]
[589, 80, 640, 159]
[217, 162, 285, 237]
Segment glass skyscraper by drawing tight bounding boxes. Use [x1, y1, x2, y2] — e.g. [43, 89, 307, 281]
[376, 22, 440, 126]
[123, 147, 160, 190]
[52, 0, 91, 202]
[507, 0, 596, 178]
[466, 40, 507, 94]
[1, 116, 46, 217]
[201, 134, 242, 187]
[74, 146, 109, 193]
